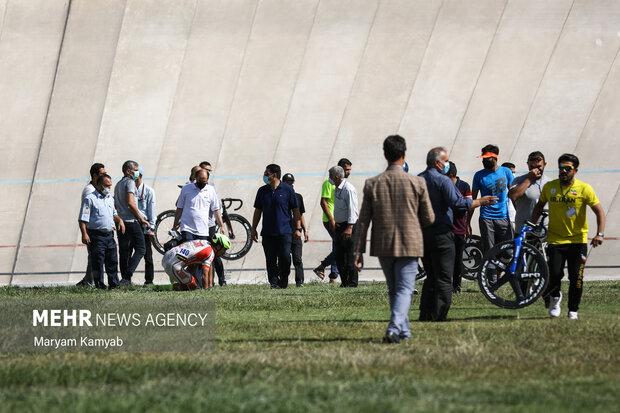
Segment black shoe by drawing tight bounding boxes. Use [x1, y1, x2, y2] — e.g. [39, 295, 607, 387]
[144, 281, 153, 286]
[76, 280, 94, 288]
[270, 285, 281, 289]
[219, 281, 227, 286]
[296, 283, 303, 287]
[382, 331, 400, 344]
[108, 283, 119, 290]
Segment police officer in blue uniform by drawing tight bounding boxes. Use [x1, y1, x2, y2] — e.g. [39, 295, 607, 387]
[78, 174, 125, 289]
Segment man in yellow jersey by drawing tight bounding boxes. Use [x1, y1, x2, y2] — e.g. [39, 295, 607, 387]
[313, 158, 352, 283]
[531, 154, 606, 319]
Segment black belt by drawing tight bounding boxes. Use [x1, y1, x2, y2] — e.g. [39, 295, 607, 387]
[88, 229, 113, 236]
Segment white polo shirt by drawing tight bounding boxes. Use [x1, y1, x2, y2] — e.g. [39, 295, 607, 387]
[176, 183, 220, 236]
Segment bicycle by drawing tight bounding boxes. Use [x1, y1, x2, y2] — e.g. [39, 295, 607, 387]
[415, 235, 483, 281]
[153, 198, 253, 260]
[477, 213, 549, 309]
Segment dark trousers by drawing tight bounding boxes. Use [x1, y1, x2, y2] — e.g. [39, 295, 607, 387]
[144, 234, 154, 283]
[129, 233, 154, 283]
[118, 221, 146, 281]
[181, 231, 210, 288]
[419, 226, 455, 321]
[320, 221, 339, 279]
[452, 234, 466, 291]
[262, 234, 292, 288]
[291, 237, 304, 286]
[209, 226, 226, 285]
[547, 243, 587, 312]
[335, 223, 358, 287]
[87, 230, 119, 288]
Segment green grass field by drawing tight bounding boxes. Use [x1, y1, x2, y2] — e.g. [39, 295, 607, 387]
[1, 280, 619, 412]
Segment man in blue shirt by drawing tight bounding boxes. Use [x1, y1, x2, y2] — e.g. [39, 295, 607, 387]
[419, 147, 497, 321]
[79, 174, 125, 289]
[251, 164, 301, 289]
[468, 145, 515, 257]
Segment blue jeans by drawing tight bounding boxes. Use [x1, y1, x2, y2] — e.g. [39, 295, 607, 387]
[379, 257, 418, 339]
[262, 234, 292, 288]
[320, 221, 338, 279]
[87, 230, 120, 288]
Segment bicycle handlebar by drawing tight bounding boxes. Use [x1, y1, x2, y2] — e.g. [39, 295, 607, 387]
[222, 198, 243, 211]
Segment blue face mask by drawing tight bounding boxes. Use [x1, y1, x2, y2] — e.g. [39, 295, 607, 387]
[263, 175, 270, 185]
[132, 170, 140, 180]
[441, 161, 450, 175]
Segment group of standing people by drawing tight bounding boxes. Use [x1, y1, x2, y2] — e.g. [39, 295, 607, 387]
[77, 161, 156, 289]
[348, 136, 606, 343]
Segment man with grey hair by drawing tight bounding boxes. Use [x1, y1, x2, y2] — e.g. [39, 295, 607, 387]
[330, 165, 359, 287]
[418, 147, 497, 321]
[115, 160, 151, 286]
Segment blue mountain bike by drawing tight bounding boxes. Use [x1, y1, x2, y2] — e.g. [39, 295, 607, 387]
[478, 214, 549, 309]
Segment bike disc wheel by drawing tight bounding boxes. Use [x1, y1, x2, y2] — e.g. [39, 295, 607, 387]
[218, 214, 252, 260]
[153, 210, 176, 255]
[462, 235, 483, 281]
[478, 241, 549, 309]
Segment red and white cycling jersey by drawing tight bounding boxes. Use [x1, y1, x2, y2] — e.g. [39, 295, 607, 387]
[162, 240, 214, 285]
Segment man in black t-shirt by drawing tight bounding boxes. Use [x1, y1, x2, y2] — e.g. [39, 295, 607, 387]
[283, 173, 309, 287]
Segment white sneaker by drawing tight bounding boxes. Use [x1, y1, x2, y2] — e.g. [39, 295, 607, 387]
[549, 292, 562, 317]
[568, 311, 578, 320]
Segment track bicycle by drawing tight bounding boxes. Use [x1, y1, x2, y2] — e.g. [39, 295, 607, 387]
[153, 197, 253, 260]
[415, 235, 483, 281]
[477, 213, 549, 309]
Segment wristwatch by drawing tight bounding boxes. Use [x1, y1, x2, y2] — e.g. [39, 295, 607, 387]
[597, 232, 604, 237]
[296, 228, 302, 232]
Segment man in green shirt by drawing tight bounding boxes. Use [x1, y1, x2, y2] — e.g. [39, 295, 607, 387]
[314, 158, 352, 283]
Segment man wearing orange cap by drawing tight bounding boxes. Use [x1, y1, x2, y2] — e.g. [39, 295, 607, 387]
[468, 145, 515, 276]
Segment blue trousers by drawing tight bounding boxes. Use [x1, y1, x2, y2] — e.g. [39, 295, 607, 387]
[87, 230, 120, 288]
[379, 257, 418, 339]
[262, 234, 292, 288]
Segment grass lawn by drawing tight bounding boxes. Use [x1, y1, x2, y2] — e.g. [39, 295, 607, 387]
[0, 280, 618, 412]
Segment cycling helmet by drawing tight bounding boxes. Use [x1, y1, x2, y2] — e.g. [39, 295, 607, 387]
[212, 233, 231, 249]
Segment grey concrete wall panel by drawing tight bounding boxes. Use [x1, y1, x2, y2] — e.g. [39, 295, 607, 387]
[0, 0, 68, 280]
[0, 0, 7, 34]
[13, 0, 127, 283]
[451, 0, 573, 173]
[274, 0, 378, 265]
[154, 0, 258, 213]
[93, 0, 196, 173]
[398, 0, 506, 160]
[512, 0, 620, 164]
[214, 0, 320, 261]
[332, 0, 443, 174]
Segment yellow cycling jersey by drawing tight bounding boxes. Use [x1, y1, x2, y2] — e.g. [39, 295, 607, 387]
[539, 178, 599, 244]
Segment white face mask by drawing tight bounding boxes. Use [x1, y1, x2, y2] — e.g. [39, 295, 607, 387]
[101, 187, 111, 196]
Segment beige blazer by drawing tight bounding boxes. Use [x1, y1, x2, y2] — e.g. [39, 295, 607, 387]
[353, 167, 434, 257]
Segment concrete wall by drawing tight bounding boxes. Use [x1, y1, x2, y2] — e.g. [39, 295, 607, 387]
[1, 0, 618, 285]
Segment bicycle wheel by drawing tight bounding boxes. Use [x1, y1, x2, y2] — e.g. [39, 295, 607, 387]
[217, 213, 252, 260]
[462, 235, 483, 280]
[478, 241, 549, 309]
[153, 210, 176, 255]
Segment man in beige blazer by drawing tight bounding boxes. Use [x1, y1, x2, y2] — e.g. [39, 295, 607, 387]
[353, 135, 435, 343]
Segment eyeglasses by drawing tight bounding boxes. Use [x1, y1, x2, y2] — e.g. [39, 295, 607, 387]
[558, 164, 575, 172]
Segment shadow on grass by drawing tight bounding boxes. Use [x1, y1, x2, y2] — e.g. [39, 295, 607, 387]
[217, 337, 376, 343]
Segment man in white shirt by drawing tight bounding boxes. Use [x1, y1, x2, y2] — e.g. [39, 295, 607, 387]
[173, 169, 225, 283]
[330, 165, 359, 287]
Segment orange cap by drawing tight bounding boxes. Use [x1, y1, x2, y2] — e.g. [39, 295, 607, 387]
[478, 152, 498, 159]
